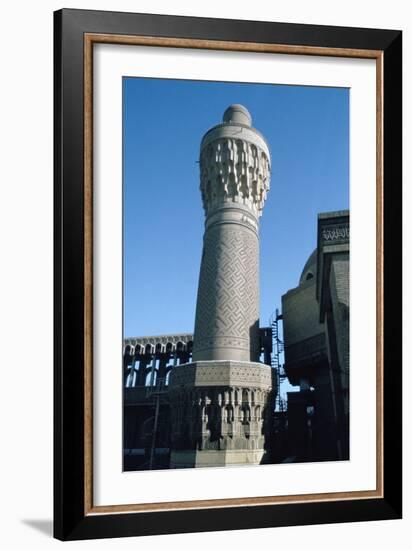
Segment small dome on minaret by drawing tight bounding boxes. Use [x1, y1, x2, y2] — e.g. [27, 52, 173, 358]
[222, 104, 252, 126]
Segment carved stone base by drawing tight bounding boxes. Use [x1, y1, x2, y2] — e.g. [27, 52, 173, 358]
[168, 360, 273, 468]
[170, 449, 265, 469]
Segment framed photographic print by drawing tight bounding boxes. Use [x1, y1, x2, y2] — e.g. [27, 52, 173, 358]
[54, 8, 402, 541]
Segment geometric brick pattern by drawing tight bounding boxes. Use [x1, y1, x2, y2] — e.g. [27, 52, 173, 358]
[193, 223, 259, 361]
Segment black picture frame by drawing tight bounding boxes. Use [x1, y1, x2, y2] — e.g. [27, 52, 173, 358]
[54, 8, 402, 541]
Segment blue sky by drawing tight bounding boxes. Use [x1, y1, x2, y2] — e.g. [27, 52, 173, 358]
[123, 77, 349, 339]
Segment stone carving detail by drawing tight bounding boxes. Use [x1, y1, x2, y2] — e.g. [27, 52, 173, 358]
[193, 224, 259, 361]
[200, 138, 270, 217]
[169, 383, 273, 453]
[321, 224, 350, 243]
[169, 361, 272, 388]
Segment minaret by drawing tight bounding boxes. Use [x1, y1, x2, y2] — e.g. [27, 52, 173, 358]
[193, 104, 270, 363]
[169, 105, 273, 468]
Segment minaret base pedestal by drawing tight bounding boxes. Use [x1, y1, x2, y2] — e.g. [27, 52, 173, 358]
[170, 449, 266, 469]
[168, 361, 273, 469]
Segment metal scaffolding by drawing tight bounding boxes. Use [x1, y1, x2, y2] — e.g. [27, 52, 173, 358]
[270, 308, 287, 412]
